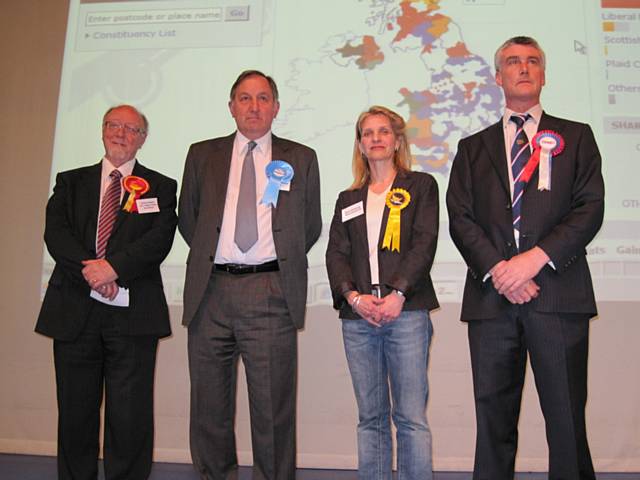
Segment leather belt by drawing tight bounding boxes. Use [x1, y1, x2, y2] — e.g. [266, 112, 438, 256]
[213, 260, 279, 275]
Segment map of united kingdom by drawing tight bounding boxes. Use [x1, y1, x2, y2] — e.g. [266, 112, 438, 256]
[282, 0, 503, 175]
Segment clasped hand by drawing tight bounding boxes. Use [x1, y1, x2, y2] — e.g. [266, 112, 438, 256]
[81, 259, 119, 301]
[352, 292, 405, 327]
[490, 246, 549, 305]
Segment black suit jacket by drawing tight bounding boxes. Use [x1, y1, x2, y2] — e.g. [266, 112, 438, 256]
[178, 133, 322, 329]
[446, 113, 605, 320]
[326, 170, 440, 319]
[36, 161, 178, 340]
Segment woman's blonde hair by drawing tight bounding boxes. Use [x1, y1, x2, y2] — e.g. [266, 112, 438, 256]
[349, 105, 411, 190]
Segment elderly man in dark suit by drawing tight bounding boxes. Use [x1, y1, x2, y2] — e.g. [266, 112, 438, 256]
[446, 36, 604, 479]
[36, 104, 178, 480]
[179, 70, 322, 480]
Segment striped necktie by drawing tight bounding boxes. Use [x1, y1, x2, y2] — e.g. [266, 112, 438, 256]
[96, 169, 122, 258]
[510, 114, 531, 234]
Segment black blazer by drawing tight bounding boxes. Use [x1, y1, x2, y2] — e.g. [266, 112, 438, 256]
[178, 133, 322, 329]
[36, 162, 178, 340]
[446, 113, 605, 320]
[326, 170, 440, 319]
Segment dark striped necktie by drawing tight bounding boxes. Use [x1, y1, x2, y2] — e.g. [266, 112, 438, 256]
[96, 169, 122, 258]
[510, 114, 531, 234]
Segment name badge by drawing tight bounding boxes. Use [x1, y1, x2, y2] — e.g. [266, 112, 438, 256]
[342, 201, 364, 222]
[136, 197, 160, 214]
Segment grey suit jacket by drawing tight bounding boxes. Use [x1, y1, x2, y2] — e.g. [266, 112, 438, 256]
[446, 113, 605, 320]
[178, 132, 322, 329]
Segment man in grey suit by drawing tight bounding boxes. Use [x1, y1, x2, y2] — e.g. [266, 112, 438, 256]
[179, 70, 322, 480]
[447, 37, 604, 479]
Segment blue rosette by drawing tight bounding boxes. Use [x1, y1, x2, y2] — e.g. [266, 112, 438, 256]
[261, 160, 294, 207]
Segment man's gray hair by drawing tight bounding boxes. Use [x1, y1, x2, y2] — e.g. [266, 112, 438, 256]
[494, 36, 546, 72]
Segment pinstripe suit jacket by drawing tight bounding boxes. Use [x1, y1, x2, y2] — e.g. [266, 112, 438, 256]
[36, 161, 178, 340]
[446, 113, 605, 320]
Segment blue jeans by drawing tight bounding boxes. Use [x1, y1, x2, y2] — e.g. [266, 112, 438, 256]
[342, 310, 434, 480]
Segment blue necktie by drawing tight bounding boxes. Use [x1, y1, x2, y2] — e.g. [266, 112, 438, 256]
[510, 114, 531, 234]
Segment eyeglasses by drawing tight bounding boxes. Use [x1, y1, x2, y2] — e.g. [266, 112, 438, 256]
[103, 121, 146, 136]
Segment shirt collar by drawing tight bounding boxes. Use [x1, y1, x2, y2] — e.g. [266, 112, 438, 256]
[502, 103, 543, 128]
[234, 130, 272, 154]
[101, 157, 136, 178]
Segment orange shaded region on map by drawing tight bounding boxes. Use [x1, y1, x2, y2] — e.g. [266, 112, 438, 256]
[447, 41, 471, 58]
[394, 2, 450, 53]
[336, 35, 385, 70]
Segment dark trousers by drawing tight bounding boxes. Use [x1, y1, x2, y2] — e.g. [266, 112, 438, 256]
[468, 308, 595, 480]
[53, 302, 158, 480]
[188, 270, 297, 480]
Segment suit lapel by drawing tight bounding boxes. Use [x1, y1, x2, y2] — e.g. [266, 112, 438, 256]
[270, 135, 290, 230]
[351, 187, 369, 258]
[481, 121, 511, 196]
[523, 112, 566, 191]
[110, 161, 146, 238]
[82, 163, 102, 253]
[376, 172, 412, 249]
[206, 134, 235, 228]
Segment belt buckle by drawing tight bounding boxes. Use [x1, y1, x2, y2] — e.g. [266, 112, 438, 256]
[223, 264, 241, 274]
[371, 285, 381, 298]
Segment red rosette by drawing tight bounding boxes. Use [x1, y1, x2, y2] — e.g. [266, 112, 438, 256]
[122, 175, 150, 212]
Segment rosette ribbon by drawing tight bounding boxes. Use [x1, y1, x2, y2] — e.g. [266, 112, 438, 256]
[260, 160, 294, 207]
[122, 175, 150, 212]
[521, 130, 565, 191]
[382, 188, 411, 252]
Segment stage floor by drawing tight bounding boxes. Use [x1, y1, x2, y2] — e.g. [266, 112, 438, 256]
[1, 454, 638, 479]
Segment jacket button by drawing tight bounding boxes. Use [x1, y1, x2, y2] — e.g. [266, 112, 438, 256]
[209, 256, 214, 262]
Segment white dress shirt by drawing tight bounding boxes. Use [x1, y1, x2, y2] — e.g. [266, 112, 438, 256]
[500, 104, 555, 269]
[92, 157, 136, 306]
[366, 185, 390, 285]
[214, 130, 278, 265]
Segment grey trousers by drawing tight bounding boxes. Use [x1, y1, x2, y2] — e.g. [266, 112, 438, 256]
[188, 269, 297, 480]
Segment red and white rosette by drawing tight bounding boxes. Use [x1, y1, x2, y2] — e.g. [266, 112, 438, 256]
[521, 130, 565, 191]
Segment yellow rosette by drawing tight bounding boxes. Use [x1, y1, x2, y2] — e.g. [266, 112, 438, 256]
[382, 188, 411, 252]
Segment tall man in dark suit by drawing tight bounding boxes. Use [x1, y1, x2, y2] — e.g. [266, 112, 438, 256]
[36, 105, 178, 479]
[446, 37, 604, 479]
[179, 70, 322, 480]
